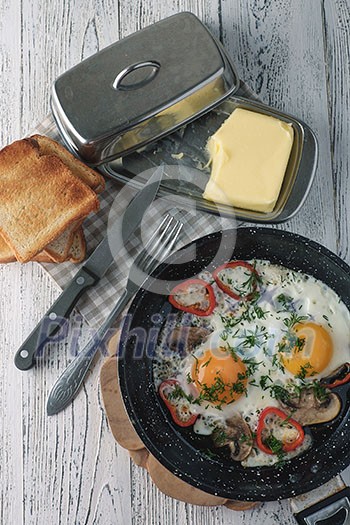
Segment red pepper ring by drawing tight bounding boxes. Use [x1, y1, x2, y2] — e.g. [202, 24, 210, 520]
[158, 379, 198, 427]
[256, 407, 305, 455]
[213, 260, 260, 301]
[325, 373, 350, 388]
[321, 363, 350, 389]
[169, 278, 216, 316]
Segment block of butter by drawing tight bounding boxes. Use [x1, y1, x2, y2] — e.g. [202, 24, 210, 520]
[203, 108, 294, 212]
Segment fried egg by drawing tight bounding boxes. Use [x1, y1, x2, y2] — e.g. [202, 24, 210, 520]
[191, 348, 247, 404]
[280, 322, 333, 376]
[153, 260, 350, 466]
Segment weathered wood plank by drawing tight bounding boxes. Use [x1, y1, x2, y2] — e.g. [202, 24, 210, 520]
[322, 0, 350, 487]
[0, 3, 24, 524]
[0, 1, 132, 524]
[0, 0, 21, 145]
[1, 0, 349, 524]
[221, 0, 336, 251]
[322, 0, 350, 265]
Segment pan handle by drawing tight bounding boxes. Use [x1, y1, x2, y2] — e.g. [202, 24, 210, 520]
[294, 487, 350, 525]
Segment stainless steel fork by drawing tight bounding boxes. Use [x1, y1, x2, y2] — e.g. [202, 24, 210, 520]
[47, 214, 183, 415]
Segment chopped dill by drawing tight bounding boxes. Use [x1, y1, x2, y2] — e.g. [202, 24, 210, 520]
[296, 362, 315, 381]
[276, 293, 294, 311]
[259, 375, 273, 390]
[283, 313, 308, 329]
[264, 435, 286, 467]
[202, 357, 212, 368]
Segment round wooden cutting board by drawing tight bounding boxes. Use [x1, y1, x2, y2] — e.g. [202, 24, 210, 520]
[100, 333, 259, 511]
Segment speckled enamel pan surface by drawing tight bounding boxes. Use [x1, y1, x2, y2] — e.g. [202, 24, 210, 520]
[118, 227, 350, 501]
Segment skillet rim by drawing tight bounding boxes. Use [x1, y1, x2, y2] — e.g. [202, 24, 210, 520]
[118, 227, 350, 501]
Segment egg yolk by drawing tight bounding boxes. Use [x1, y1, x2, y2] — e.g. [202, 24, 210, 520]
[280, 322, 333, 377]
[191, 348, 247, 405]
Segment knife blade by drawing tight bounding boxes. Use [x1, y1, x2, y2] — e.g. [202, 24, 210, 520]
[14, 167, 162, 371]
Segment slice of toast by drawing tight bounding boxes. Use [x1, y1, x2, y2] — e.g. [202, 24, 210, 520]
[0, 233, 53, 263]
[0, 138, 99, 262]
[0, 227, 87, 264]
[31, 135, 105, 193]
[43, 220, 82, 262]
[68, 227, 86, 263]
[0, 233, 20, 263]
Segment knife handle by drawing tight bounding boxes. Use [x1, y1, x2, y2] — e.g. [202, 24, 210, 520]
[46, 333, 100, 415]
[14, 267, 98, 371]
[47, 289, 130, 415]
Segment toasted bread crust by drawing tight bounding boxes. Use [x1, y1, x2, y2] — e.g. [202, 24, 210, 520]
[31, 134, 105, 193]
[0, 139, 99, 262]
[33, 252, 55, 263]
[0, 233, 53, 263]
[0, 226, 86, 264]
[0, 233, 17, 263]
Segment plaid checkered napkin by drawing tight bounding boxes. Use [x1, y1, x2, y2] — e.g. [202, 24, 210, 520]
[33, 82, 257, 329]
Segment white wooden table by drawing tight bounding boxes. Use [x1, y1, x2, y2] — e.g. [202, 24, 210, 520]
[1, 1, 349, 524]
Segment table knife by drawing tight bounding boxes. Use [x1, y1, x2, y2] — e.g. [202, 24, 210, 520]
[14, 168, 162, 371]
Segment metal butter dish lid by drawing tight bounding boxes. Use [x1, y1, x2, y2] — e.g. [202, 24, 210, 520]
[51, 12, 239, 165]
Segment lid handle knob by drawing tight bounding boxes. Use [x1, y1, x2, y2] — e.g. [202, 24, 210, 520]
[112, 60, 160, 91]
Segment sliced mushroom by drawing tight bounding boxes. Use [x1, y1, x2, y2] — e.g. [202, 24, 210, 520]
[212, 414, 253, 461]
[321, 363, 350, 388]
[278, 387, 341, 425]
[167, 326, 211, 354]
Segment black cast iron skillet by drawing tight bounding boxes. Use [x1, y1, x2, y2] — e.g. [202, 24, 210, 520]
[118, 227, 350, 501]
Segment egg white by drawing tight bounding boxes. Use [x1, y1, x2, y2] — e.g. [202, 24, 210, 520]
[154, 260, 350, 466]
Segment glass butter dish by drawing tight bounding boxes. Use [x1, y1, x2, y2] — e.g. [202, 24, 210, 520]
[51, 12, 318, 223]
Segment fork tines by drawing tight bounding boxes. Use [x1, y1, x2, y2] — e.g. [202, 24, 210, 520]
[135, 214, 183, 275]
